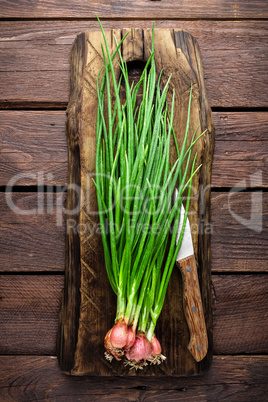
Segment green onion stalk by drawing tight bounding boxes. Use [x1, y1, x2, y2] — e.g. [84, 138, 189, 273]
[94, 16, 205, 370]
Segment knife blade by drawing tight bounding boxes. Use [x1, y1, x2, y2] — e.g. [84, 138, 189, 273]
[175, 190, 208, 362]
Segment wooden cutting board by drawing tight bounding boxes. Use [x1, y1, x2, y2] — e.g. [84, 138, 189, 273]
[57, 28, 215, 376]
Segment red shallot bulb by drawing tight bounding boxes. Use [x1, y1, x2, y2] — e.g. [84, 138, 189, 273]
[125, 326, 136, 350]
[126, 332, 152, 362]
[110, 318, 128, 349]
[104, 327, 124, 361]
[151, 335, 161, 356]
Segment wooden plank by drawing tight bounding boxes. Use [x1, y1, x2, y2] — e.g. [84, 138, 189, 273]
[211, 192, 268, 272]
[0, 275, 63, 355]
[0, 357, 267, 401]
[0, 21, 267, 107]
[212, 275, 268, 355]
[0, 111, 68, 186]
[1, 192, 267, 272]
[1, 111, 267, 187]
[0, 193, 65, 271]
[57, 27, 215, 376]
[0, 0, 266, 19]
[212, 112, 268, 187]
[0, 275, 267, 355]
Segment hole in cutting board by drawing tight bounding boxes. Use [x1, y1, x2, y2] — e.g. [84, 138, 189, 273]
[120, 60, 148, 107]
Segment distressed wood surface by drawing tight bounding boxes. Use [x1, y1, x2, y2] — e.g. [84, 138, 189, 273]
[0, 0, 267, 19]
[57, 33, 82, 372]
[0, 111, 67, 186]
[1, 275, 268, 355]
[0, 111, 267, 187]
[177, 255, 208, 362]
[212, 275, 268, 355]
[1, 192, 267, 273]
[57, 28, 215, 376]
[212, 112, 268, 188]
[0, 0, 267, 396]
[211, 192, 267, 272]
[0, 192, 65, 272]
[0, 21, 267, 107]
[0, 356, 267, 401]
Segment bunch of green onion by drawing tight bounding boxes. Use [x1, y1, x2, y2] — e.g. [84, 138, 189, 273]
[94, 17, 204, 369]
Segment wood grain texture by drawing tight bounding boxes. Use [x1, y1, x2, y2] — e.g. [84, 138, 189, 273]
[213, 275, 268, 354]
[0, 21, 267, 107]
[177, 255, 208, 362]
[212, 112, 268, 188]
[1, 275, 268, 355]
[0, 0, 266, 397]
[57, 28, 214, 376]
[211, 192, 268, 272]
[0, 0, 267, 19]
[0, 192, 65, 271]
[0, 275, 63, 355]
[0, 111, 68, 185]
[56, 30, 86, 373]
[1, 192, 266, 273]
[0, 356, 267, 402]
[1, 111, 267, 187]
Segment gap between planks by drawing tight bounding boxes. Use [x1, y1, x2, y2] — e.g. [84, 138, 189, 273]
[0, 21, 267, 108]
[0, 0, 267, 19]
[0, 355, 267, 400]
[0, 192, 267, 273]
[0, 111, 267, 188]
[0, 274, 267, 355]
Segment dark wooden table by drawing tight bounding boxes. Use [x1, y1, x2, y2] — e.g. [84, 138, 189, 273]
[0, 1, 267, 400]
